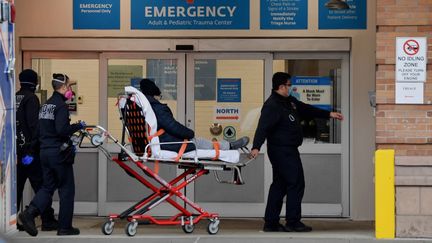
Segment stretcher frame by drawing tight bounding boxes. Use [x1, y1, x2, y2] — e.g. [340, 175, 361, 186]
[74, 88, 254, 236]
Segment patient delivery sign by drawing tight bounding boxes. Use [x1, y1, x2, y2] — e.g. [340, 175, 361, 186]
[131, 0, 250, 29]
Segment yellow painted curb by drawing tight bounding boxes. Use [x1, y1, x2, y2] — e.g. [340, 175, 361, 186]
[375, 149, 395, 239]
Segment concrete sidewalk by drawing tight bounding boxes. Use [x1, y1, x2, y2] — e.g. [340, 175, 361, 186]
[8, 217, 432, 243]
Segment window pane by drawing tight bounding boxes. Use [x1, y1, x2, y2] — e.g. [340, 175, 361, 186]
[106, 59, 178, 142]
[31, 59, 100, 126]
[273, 59, 342, 144]
[194, 59, 264, 142]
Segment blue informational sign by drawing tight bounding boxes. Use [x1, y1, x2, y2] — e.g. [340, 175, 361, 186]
[319, 0, 366, 29]
[217, 79, 241, 102]
[291, 76, 332, 111]
[130, 78, 141, 90]
[73, 0, 120, 29]
[131, 0, 250, 30]
[261, 0, 307, 29]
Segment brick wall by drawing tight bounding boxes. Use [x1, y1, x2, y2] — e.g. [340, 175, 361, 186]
[376, 0, 432, 238]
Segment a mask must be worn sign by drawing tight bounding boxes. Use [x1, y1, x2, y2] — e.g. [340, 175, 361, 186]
[291, 76, 332, 111]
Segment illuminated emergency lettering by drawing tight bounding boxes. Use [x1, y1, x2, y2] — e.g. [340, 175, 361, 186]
[39, 104, 56, 120]
[144, 6, 237, 18]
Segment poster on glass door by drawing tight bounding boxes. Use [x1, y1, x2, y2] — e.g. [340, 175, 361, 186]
[291, 76, 332, 111]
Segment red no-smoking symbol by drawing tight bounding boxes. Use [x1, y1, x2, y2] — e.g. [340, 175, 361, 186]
[403, 39, 420, 56]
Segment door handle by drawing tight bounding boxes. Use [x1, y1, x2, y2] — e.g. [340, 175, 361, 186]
[186, 119, 192, 128]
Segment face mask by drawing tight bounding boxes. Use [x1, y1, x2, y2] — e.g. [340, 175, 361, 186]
[64, 89, 74, 100]
[20, 81, 38, 92]
[288, 86, 294, 96]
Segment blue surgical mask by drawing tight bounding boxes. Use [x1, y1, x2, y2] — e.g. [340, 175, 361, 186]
[288, 86, 294, 96]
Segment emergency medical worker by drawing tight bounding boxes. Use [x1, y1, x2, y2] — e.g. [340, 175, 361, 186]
[15, 69, 58, 231]
[19, 73, 85, 237]
[250, 72, 343, 232]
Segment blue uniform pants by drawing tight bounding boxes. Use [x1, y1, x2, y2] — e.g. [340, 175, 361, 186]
[30, 149, 75, 229]
[264, 145, 305, 225]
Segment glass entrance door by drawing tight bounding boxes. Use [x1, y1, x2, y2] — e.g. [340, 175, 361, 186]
[185, 53, 272, 216]
[99, 53, 186, 216]
[25, 52, 100, 215]
[273, 53, 350, 217]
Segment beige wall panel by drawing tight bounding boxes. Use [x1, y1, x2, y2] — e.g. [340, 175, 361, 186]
[32, 59, 99, 125]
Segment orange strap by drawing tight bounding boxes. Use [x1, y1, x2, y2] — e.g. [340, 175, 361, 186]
[147, 129, 165, 141]
[154, 160, 159, 174]
[212, 141, 220, 160]
[174, 139, 188, 162]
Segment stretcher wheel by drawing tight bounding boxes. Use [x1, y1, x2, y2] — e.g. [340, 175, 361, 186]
[91, 134, 103, 146]
[207, 219, 220, 235]
[125, 222, 137, 237]
[101, 220, 114, 235]
[182, 224, 195, 234]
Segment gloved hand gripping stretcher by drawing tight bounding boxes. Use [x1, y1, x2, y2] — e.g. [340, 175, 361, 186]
[73, 86, 255, 236]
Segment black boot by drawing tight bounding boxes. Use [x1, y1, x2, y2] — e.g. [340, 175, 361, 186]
[16, 223, 25, 231]
[18, 204, 39, 236]
[41, 207, 58, 231]
[57, 227, 80, 236]
[229, 136, 250, 149]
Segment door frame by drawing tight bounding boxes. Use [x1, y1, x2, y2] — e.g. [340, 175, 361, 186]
[273, 52, 350, 217]
[98, 52, 187, 216]
[185, 52, 273, 216]
[23, 51, 100, 215]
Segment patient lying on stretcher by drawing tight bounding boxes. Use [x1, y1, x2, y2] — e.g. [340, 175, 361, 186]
[139, 79, 250, 153]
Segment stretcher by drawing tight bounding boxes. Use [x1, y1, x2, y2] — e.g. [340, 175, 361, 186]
[73, 86, 254, 236]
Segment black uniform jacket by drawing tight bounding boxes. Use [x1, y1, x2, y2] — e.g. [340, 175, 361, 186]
[252, 91, 330, 150]
[147, 95, 196, 152]
[16, 88, 40, 155]
[38, 91, 81, 150]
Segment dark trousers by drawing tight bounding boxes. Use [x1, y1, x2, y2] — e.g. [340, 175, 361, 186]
[17, 154, 55, 223]
[30, 149, 75, 229]
[264, 145, 305, 225]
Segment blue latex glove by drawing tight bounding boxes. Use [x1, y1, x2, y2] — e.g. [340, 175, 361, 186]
[22, 155, 34, 165]
[78, 120, 86, 129]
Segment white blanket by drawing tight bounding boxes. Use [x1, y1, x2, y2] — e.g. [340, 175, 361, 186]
[122, 86, 240, 163]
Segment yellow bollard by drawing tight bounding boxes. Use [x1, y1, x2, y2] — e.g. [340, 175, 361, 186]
[375, 149, 395, 239]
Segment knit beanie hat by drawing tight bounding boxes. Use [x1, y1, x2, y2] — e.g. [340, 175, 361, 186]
[19, 69, 38, 87]
[140, 78, 161, 96]
[272, 72, 291, 90]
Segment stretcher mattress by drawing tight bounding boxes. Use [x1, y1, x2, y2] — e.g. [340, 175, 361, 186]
[123, 86, 241, 164]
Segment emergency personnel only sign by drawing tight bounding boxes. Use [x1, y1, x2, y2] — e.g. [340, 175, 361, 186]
[396, 37, 427, 82]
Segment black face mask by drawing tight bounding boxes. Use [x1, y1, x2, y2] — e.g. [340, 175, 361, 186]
[20, 82, 39, 92]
